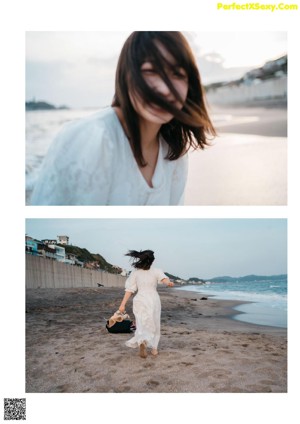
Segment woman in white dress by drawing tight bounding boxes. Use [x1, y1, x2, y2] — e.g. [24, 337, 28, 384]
[30, 31, 216, 205]
[118, 250, 174, 358]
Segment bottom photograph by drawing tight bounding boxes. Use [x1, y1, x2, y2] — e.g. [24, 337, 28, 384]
[25, 218, 287, 393]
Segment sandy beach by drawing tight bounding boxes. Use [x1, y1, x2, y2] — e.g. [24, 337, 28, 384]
[26, 287, 287, 393]
[185, 104, 287, 205]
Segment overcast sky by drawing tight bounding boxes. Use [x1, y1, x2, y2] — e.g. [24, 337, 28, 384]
[26, 31, 287, 108]
[25, 218, 287, 280]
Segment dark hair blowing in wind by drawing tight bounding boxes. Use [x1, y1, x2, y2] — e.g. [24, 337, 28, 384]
[125, 250, 155, 270]
[112, 31, 216, 167]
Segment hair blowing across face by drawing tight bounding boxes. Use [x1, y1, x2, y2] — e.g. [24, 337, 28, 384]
[112, 31, 216, 167]
[125, 250, 155, 270]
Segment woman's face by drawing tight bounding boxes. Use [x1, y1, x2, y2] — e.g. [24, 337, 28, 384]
[129, 41, 189, 125]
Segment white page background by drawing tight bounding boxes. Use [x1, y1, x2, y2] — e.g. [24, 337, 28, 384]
[1, 1, 298, 423]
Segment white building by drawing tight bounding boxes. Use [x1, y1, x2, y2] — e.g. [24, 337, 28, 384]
[57, 235, 69, 245]
[48, 244, 66, 262]
[42, 239, 57, 246]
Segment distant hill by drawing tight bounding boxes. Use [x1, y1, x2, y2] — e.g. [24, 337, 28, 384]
[26, 100, 69, 111]
[204, 274, 287, 283]
[188, 277, 205, 283]
[165, 272, 184, 281]
[61, 244, 121, 274]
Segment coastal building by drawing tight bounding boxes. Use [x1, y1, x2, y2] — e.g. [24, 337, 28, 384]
[41, 239, 57, 246]
[64, 253, 76, 265]
[39, 244, 56, 260]
[48, 244, 66, 262]
[26, 236, 56, 260]
[26, 234, 84, 266]
[25, 237, 40, 256]
[57, 235, 69, 245]
[64, 253, 83, 267]
[74, 258, 84, 267]
[25, 234, 117, 271]
[205, 54, 287, 105]
[174, 279, 186, 285]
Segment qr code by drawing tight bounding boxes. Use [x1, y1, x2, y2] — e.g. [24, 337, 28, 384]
[4, 398, 26, 420]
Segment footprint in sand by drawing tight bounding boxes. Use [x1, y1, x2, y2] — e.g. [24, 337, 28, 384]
[114, 386, 132, 392]
[54, 384, 72, 392]
[218, 349, 231, 354]
[144, 362, 155, 369]
[146, 380, 160, 388]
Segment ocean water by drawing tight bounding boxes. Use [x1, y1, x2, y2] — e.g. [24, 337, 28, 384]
[177, 277, 287, 328]
[26, 108, 99, 201]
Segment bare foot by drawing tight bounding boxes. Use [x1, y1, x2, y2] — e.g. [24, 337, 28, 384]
[151, 349, 158, 356]
[139, 342, 147, 358]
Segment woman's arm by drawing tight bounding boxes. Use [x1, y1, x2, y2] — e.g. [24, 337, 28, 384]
[118, 291, 133, 313]
[161, 278, 174, 287]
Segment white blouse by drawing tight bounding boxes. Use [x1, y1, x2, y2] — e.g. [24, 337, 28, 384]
[125, 268, 167, 293]
[30, 107, 188, 205]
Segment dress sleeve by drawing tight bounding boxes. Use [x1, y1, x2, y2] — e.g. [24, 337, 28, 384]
[125, 271, 138, 293]
[169, 153, 188, 205]
[29, 117, 114, 205]
[156, 269, 168, 283]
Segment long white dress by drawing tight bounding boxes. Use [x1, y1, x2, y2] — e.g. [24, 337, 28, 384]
[30, 107, 188, 206]
[124, 268, 167, 350]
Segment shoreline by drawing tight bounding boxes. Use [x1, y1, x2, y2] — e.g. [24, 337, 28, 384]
[26, 287, 287, 393]
[175, 286, 287, 330]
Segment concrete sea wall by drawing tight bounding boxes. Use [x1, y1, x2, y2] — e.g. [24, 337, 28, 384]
[26, 255, 126, 289]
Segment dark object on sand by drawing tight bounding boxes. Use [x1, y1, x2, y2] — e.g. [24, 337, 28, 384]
[106, 320, 133, 333]
[201, 297, 208, 300]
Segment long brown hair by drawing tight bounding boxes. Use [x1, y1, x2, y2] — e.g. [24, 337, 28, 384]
[125, 250, 155, 270]
[112, 31, 216, 167]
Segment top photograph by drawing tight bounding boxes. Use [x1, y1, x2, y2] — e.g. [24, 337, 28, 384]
[26, 31, 287, 206]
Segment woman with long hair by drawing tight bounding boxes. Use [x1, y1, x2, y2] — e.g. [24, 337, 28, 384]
[118, 249, 173, 358]
[30, 31, 216, 205]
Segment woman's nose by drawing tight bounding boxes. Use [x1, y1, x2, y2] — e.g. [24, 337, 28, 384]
[154, 77, 172, 97]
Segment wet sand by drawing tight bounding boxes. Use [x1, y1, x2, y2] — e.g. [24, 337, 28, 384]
[210, 103, 287, 137]
[26, 287, 287, 393]
[185, 105, 287, 205]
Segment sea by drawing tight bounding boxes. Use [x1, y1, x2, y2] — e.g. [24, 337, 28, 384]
[176, 276, 287, 328]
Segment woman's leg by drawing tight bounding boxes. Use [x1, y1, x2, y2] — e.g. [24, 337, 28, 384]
[139, 341, 147, 358]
